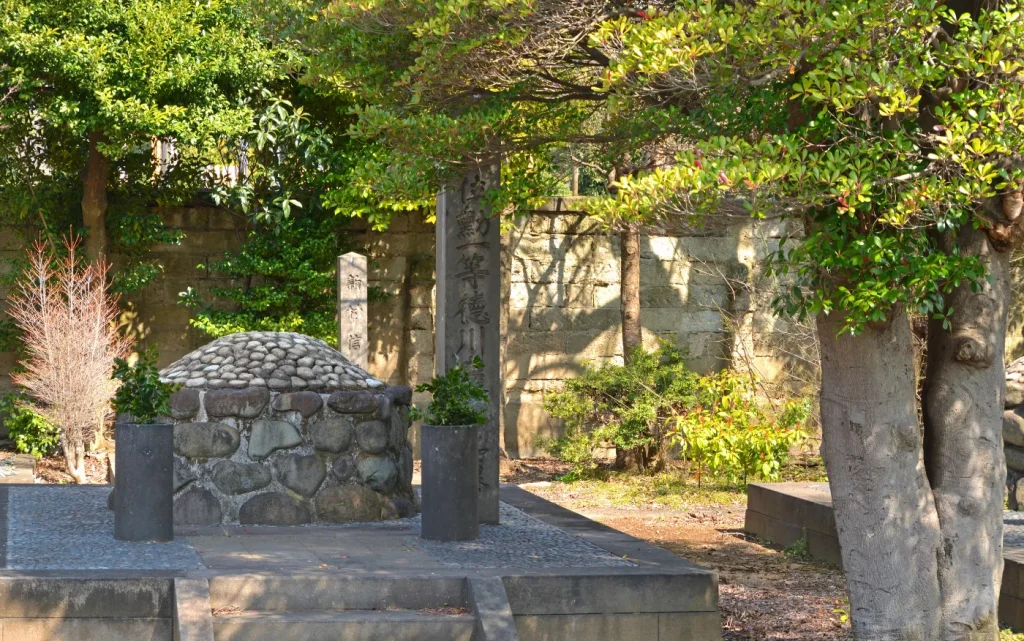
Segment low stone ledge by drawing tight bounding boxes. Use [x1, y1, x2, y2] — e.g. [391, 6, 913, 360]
[173, 578, 214, 641]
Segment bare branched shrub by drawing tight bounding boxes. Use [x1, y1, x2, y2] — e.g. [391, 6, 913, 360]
[7, 237, 132, 483]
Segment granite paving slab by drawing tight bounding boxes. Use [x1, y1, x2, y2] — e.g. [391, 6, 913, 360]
[7, 486, 204, 570]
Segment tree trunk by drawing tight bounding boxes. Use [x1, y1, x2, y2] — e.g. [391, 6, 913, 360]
[83, 132, 111, 452]
[82, 131, 110, 262]
[923, 226, 1007, 640]
[64, 440, 87, 485]
[620, 223, 642, 363]
[614, 223, 644, 471]
[817, 307, 943, 639]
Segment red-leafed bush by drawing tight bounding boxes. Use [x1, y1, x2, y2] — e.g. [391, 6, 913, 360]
[7, 237, 132, 483]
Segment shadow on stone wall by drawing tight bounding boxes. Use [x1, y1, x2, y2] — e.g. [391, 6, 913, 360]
[500, 208, 817, 457]
[0, 205, 820, 458]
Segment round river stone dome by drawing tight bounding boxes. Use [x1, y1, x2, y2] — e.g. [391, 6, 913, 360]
[161, 331, 385, 392]
[159, 332, 415, 527]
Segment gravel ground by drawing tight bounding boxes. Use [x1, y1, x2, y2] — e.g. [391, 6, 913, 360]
[411, 501, 634, 569]
[6, 484, 631, 571]
[7, 486, 204, 570]
[512, 459, 853, 640]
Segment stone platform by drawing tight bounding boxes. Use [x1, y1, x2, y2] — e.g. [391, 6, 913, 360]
[0, 484, 720, 641]
[745, 482, 1024, 631]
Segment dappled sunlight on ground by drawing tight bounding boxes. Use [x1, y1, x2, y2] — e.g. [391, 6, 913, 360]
[505, 458, 851, 640]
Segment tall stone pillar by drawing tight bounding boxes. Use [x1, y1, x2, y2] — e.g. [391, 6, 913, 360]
[337, 252, 368, 370]
[435, 164, 501, 524]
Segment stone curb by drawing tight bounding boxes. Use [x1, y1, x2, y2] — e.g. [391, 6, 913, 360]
[173, 577, 214, 641]
[468, 577, 519, 641]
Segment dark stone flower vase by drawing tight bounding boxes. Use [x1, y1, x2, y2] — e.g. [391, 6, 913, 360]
[420, 423, 479, 541]
[114, 422, 174, 542]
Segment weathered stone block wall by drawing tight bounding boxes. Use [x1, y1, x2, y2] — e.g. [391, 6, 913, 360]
[0, 208, 250, 377]
[354, 200, 817, 458]
[0, 201, 819, 459]
[501, 204, 814, 456]
[119, 207, 251, 368]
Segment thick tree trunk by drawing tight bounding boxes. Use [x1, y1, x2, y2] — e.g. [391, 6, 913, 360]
[923, 226, 1007, 640]
[82, 131, 110, 262]
[620, 223, 642, 363]
[817, 307, 943, 640]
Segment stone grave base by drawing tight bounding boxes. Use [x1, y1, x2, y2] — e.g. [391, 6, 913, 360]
[745, 481, 1024, 632]
[0, 484, 720, 641]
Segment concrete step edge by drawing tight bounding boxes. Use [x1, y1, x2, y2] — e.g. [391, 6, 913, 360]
[207, 575, 468, 611]
[211, 609, 475, 641]
[212, 609, 474, 623]
[0, 577, 172, 619]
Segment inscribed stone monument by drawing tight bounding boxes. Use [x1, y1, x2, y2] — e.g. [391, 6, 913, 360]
[337, 252, 368, 370]
[435, 165, 501, 524]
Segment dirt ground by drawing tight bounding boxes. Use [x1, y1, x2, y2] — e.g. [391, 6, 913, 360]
[501, 458, 852, 641]
[34, 451, 110, 484]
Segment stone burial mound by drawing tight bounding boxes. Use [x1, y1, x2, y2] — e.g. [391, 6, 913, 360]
[160, 331, 415, 526]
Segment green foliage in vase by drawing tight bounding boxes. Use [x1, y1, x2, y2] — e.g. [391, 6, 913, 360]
[112, 347, 180, 425]
[410, 356, 488, 427]
[0, 392, 59, 459]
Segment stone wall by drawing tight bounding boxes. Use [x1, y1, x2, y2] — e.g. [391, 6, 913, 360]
[354, 200, 818, 458]
[1003, 357, 1024, 509]
[0, 200, 854, 458]
[0, 207, 248, 394]
[118, 207, 251, 368]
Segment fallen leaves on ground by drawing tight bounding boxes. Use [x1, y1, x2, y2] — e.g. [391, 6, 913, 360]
[212, 606, 242, 617]
[503, 459, 851, 641]
[34, 452, 109, 484]
[419, 607, 470, 616]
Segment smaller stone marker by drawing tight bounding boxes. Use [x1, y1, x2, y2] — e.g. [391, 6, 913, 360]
[337, 252, 368, 369]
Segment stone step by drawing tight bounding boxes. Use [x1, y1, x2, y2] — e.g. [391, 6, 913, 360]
[0, 617, 170, 641]
[212, 609, 475, 641]
[208, 574, 467, 612]
[0, 577, 172, 618]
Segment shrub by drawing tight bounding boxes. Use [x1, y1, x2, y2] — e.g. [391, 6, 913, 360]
[670, 370, 810, 486]
[6, 237, 132, 483]
[541, 343, 700, 477]
[112, 347, 179, 424]
[410, 356, 488, 426]
[0, 392, 59, 459]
